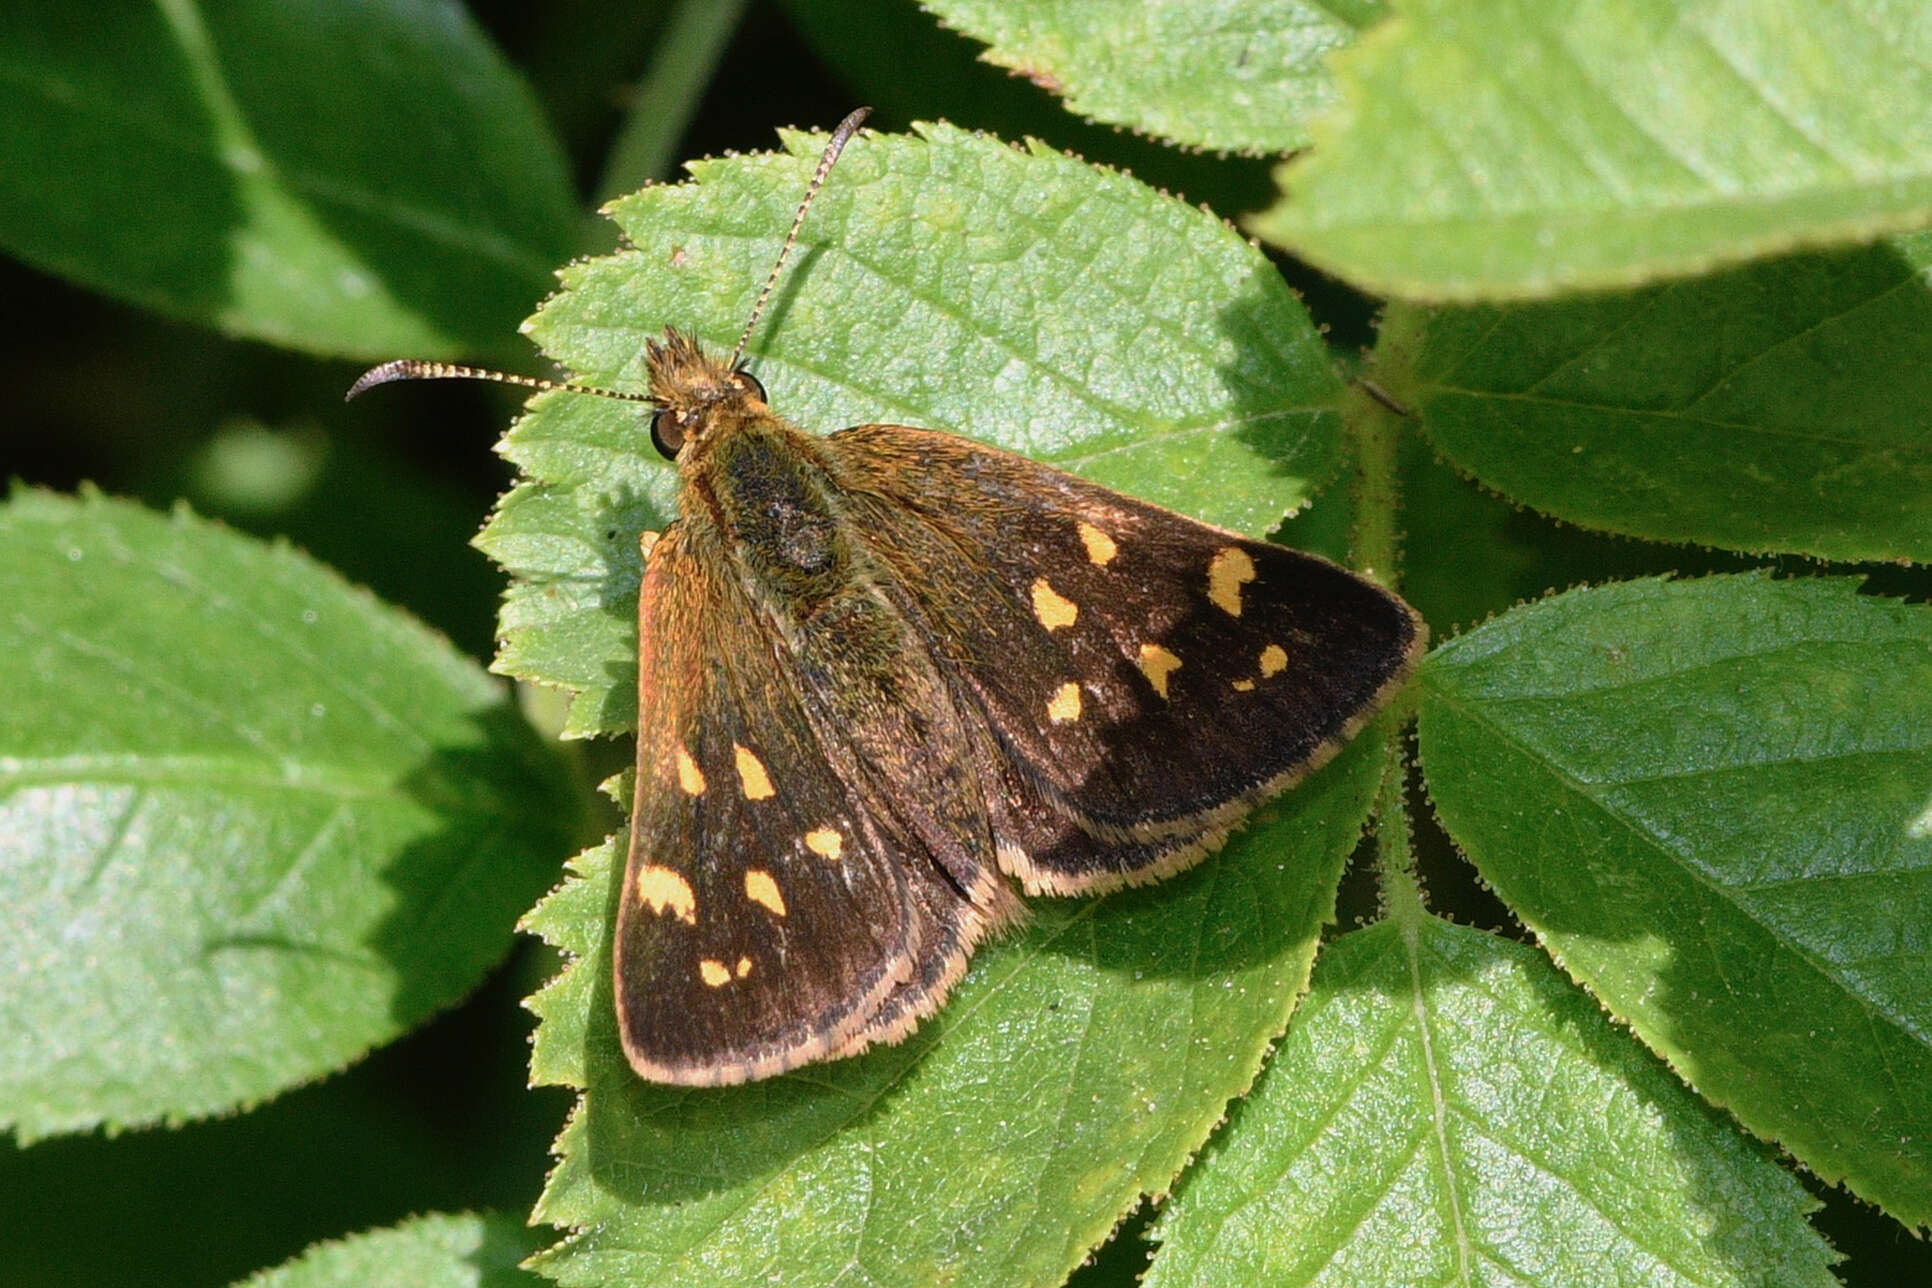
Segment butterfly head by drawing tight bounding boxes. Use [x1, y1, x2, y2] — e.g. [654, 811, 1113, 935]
[643, 106, 870, 463]
[644, 328, 769, 461]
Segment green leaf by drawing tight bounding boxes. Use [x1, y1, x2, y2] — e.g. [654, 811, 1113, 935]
[0, 489, 584, 1141]
[0, 0, 576, 359]
[917, 0, 1386, 152]
[522, 737, 1387, 1288]
[1253, 0, 1932, 300]
[775, 0, 1285, 223]
[476, 119, 1342, 736]
[1144, 918, 1836, 1287]
[1, 956, 564, 1288]
[1374, 234, 1932, 564]
[1419, 574, 1932, 1228]
[231, 1212, 543, 1288]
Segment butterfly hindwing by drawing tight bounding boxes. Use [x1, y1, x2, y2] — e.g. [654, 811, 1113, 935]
[821, 424, 1425, 894]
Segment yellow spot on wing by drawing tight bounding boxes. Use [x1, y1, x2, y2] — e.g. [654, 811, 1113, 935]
[1232, 679, 1256, 692]
[636, 865, 697, 924]
[737, 956, 752, 977]
[744, 868, 787, 917]
[1078, 521, 1117, 566]
[805, 827, 843, 860]
[1031, 577, 1078, 631]
[1259, 643, 1288, 677]
[699, 959, 731, 987]
[1047, 682, 1082, 723]
[675, 746, 705, 795]
[734, 743, 775, 800]
[1138, 643, 1182, 699]
[1208, 547, 1256, 616]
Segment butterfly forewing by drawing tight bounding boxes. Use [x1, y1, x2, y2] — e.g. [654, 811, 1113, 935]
[821, 424, 1424, 893]
[620, 525, 919, 1084]
[619, 450, 1025, 1084]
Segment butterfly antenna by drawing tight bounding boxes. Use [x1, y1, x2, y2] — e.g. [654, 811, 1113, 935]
[344, 359, 653, 405]
[727, 105, 871, 371]
[348, 108, 872, 405]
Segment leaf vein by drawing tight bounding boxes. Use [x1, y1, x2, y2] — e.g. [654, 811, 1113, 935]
[1420, 386, 1904, 451]
[1403, 918, 1474, 1281]
[1680, 270, 1922, 412]
[1434, 690, 1930, 1045]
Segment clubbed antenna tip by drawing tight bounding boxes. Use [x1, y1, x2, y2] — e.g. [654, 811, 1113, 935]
[346, 360, 432, 401]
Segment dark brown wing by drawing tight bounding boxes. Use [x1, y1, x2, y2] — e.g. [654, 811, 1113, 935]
[821, 424, 1425, 895]
[615, 522, 1019, 1085]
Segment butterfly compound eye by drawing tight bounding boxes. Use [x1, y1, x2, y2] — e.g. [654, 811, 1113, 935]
[733, 370, 767, 401]
[650, 409, 684, 459]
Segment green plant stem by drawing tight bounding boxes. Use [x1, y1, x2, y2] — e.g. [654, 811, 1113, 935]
[1347, 383, 1405, 592]
[593, 0, 752, 209]
[1374, 738, 1424, 931]
[1347, 384, 1425, 922]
